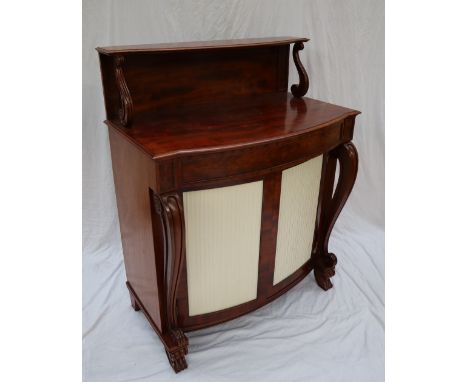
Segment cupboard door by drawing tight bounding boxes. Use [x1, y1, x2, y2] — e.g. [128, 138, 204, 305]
[273, 156, 323, 285]
[183, 181, 263, 316]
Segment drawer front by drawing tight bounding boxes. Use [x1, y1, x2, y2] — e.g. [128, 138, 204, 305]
[180, 121, 343, 187]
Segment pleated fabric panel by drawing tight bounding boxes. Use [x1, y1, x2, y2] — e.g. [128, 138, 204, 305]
[273, 156, 323, 285]
[183, 181, 263, 316]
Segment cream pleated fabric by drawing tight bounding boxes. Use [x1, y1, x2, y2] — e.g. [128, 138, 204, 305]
[183, 181, 263, 316]
[273, 156, 323, 284]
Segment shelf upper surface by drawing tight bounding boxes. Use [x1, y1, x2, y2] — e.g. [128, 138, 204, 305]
[97, 36, 308, 55]
[107, 93, 359, 160]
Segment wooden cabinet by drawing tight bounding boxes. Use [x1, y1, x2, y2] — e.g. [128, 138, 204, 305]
[97, 37, 359, 372]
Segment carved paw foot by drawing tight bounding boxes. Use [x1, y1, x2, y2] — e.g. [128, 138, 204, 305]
[171, 329, 188, 354]
[165, 329, 188, 372]
[166, 348, 187, 373]
[314, 252, 337, 291]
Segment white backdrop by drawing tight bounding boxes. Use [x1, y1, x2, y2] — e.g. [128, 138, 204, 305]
[83, 1, 384, 381]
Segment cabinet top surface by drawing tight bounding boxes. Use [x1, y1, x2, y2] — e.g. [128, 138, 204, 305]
[97, 36, 308, 55]
[107, 93, 359, 160]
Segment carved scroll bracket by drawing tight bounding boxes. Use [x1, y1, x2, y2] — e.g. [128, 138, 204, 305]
[152, 192, 188, 372]
[290, 42, 309, 97]
[114, 55, 134, 128]
[313, 142, 358, 290]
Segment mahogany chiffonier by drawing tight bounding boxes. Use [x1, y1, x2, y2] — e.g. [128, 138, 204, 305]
[97, 37, 360, 373]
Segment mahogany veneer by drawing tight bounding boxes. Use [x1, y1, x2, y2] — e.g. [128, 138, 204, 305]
[97, 37, 360, 372]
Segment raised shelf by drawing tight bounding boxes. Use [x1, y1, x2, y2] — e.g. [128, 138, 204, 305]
[97, 36, 309, 55]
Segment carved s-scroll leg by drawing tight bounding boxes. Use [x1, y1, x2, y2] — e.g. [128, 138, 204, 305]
[153, 192, 189, 373]
[291, 42, 310, 97]
[313, 142, 358, 290]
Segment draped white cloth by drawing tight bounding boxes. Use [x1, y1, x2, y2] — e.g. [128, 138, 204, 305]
[83, 1, 384, 380]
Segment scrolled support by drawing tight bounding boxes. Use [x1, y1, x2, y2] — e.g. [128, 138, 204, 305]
[290, 42, 310, 97]
[152, 192, 188, 372]
[313, 142, 358, 290]
[114, 55, 134, 128]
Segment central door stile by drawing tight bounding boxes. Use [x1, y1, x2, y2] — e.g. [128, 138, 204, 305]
[257, 172, 282, 301]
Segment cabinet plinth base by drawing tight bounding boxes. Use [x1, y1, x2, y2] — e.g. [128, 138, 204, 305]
[128, 290, 141, 311]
